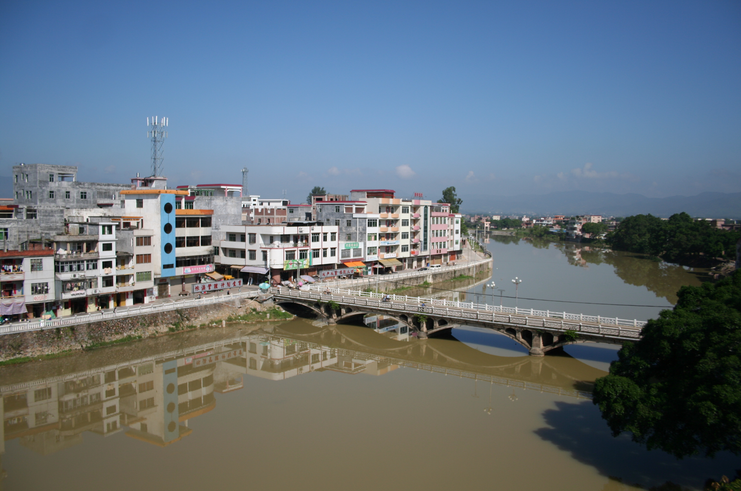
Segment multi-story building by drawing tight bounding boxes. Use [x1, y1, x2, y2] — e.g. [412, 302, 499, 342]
[241, 195, 289, 225]
[0, 248, 55, 320]
[218, 222, 340, 285]
[120, 188, 215, 298]
[6, 164, 130, 250]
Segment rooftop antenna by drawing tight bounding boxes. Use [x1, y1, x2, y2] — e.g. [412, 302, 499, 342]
[241, 167, 249, 196]
[146, 115, 169, 176]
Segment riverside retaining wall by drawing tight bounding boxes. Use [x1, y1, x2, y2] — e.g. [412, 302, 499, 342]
[0, 297, 260, 362]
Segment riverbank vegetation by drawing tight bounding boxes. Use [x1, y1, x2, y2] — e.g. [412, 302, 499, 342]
[593, 270, 741, 459]
[608, 212, 739, 265]
[227, 307, 293, 323]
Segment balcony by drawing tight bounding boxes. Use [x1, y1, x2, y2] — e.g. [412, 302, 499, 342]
[412, 238, 420, 243]
[0, 271, 24, 282]
[379, 226, 389, 233]
[413, 225, 420, 231]
[413, 213, 420, 218]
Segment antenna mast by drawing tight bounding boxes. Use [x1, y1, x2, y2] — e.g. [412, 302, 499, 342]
[241, 167, 249, 196]
[146, 116, 169, 176]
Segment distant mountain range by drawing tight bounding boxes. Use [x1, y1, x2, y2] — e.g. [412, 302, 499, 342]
[462, 191, 741, 219]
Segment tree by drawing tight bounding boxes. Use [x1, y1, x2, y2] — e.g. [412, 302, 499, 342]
[306, 186, 326, 205]
[593, 271, 741, 459]
[440, 186, 462, 213]
[581, 222, 608, 236]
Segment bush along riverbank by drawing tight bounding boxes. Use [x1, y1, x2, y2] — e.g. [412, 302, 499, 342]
[0, 298, 293, 365]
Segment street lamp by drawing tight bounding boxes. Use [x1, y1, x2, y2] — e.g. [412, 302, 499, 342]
[512, 277, 522, 308]
[497, 288, 505, 307]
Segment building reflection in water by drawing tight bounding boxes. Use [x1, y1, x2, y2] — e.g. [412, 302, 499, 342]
[0, 321, 595, 477]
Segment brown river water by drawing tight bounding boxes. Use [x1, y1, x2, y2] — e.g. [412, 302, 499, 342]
[0, 237, 737, 490]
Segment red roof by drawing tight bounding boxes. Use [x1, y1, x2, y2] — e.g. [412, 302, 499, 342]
[196, 183, 242, 188]
[316, 201, 366, 205]
[0, 249, 55, 258]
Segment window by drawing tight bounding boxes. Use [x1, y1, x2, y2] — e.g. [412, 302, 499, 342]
[186, 237, 199, 247]
[249, 234, 256, 244]
[102, 243, 113, 251]
[139, 398, 155, 410]
[322, 249, 327, 257]
[80, 191, 88, 200]
[402, 219, 409, 227]
[201, 236, 211, 246]
[249, 250, 256, 260]
[331, 232, 336, 241]
[346, 234, 351, 241]
[322, 233, 327, 241]
[285, 250, 295, 260]
[176, 237, 185, 248]
[136, 271, 152, 282]
[184, 201, 193, 209]
[367, 219, 378, 227]
[31, 259, 43, 271]
[136, 199, 143, 208]
[35, 387, 52, 401]
[402, 206, 409, 214]
[139, 380, 154, 393]
[346, 220, 352, 227]
[228, 233, 237, 242]
[330, 248, 336, 257]
[401, 245, 409, 252]
[102, 276, 114, 287]
[312, 249, 320, 258]
[367, 246, 377, 255]
[65, 191, 70, 199]
[101, 225, 113, 235]
[311, 233, 320, 242]
[136, 254, 152, 264]
[102, 260, 113, 269]
[86, 260, 97, 270]
[48, 191, 55, 199]
[49, 174, 55, 182]
[367, 233, 377, 241]
[240, 234, 246, 242]
[26, 208, 37, 219]
[401, 232, 409, 239]
[299, 250, 308, 260]
[136, 236, 152, 246]
[341, 249, 350, 258]
[335, 206, 340, 212]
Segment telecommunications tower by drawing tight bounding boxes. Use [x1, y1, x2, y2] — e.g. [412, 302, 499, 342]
[146, 116, 169, 176]
[241, 167, 249, 196]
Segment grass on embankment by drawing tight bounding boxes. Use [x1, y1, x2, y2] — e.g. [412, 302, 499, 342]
[226, 307, 293, 323]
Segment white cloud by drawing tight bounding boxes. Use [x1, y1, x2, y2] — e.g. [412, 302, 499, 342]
[465, 171, 476, 182]
[571, 162, 618, 179]
[395, 165, 416, 179]
[327, 166, 340, 176]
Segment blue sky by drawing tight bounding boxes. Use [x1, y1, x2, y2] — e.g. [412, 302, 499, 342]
[1, 0, 739, 205]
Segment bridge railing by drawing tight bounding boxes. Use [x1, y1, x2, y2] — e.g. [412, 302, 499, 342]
[277, 285, 647, 330]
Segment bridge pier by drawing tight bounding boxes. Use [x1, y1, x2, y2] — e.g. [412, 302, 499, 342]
[528, 331, 545, 357]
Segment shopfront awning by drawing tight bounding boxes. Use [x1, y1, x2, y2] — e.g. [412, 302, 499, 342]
[300, 275, 315, 283]
[240, 266, 269, 275]
[0, 301, 27, 316]
[343, 261, 365, 268]
[379, 259, 402, 267]
[205, 272, 224, 281]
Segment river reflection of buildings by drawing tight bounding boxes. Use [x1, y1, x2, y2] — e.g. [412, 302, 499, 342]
[1, 323, 593, 475]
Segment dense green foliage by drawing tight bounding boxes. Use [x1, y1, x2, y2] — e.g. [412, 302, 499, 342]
[306, 186, 327, 204]
[593, 271, 741, 458]
[440, 186, 462, 213]
[581, 221, 608, 236]
[492, 218, 523, 229]
[608, 212, 739, 263]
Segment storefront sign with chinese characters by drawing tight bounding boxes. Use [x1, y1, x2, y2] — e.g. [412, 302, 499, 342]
[192, 278, 243, 293]
[183, 264, 215, 275]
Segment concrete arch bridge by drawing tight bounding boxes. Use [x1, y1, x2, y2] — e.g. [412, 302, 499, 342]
[272, 286, 646, 356]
